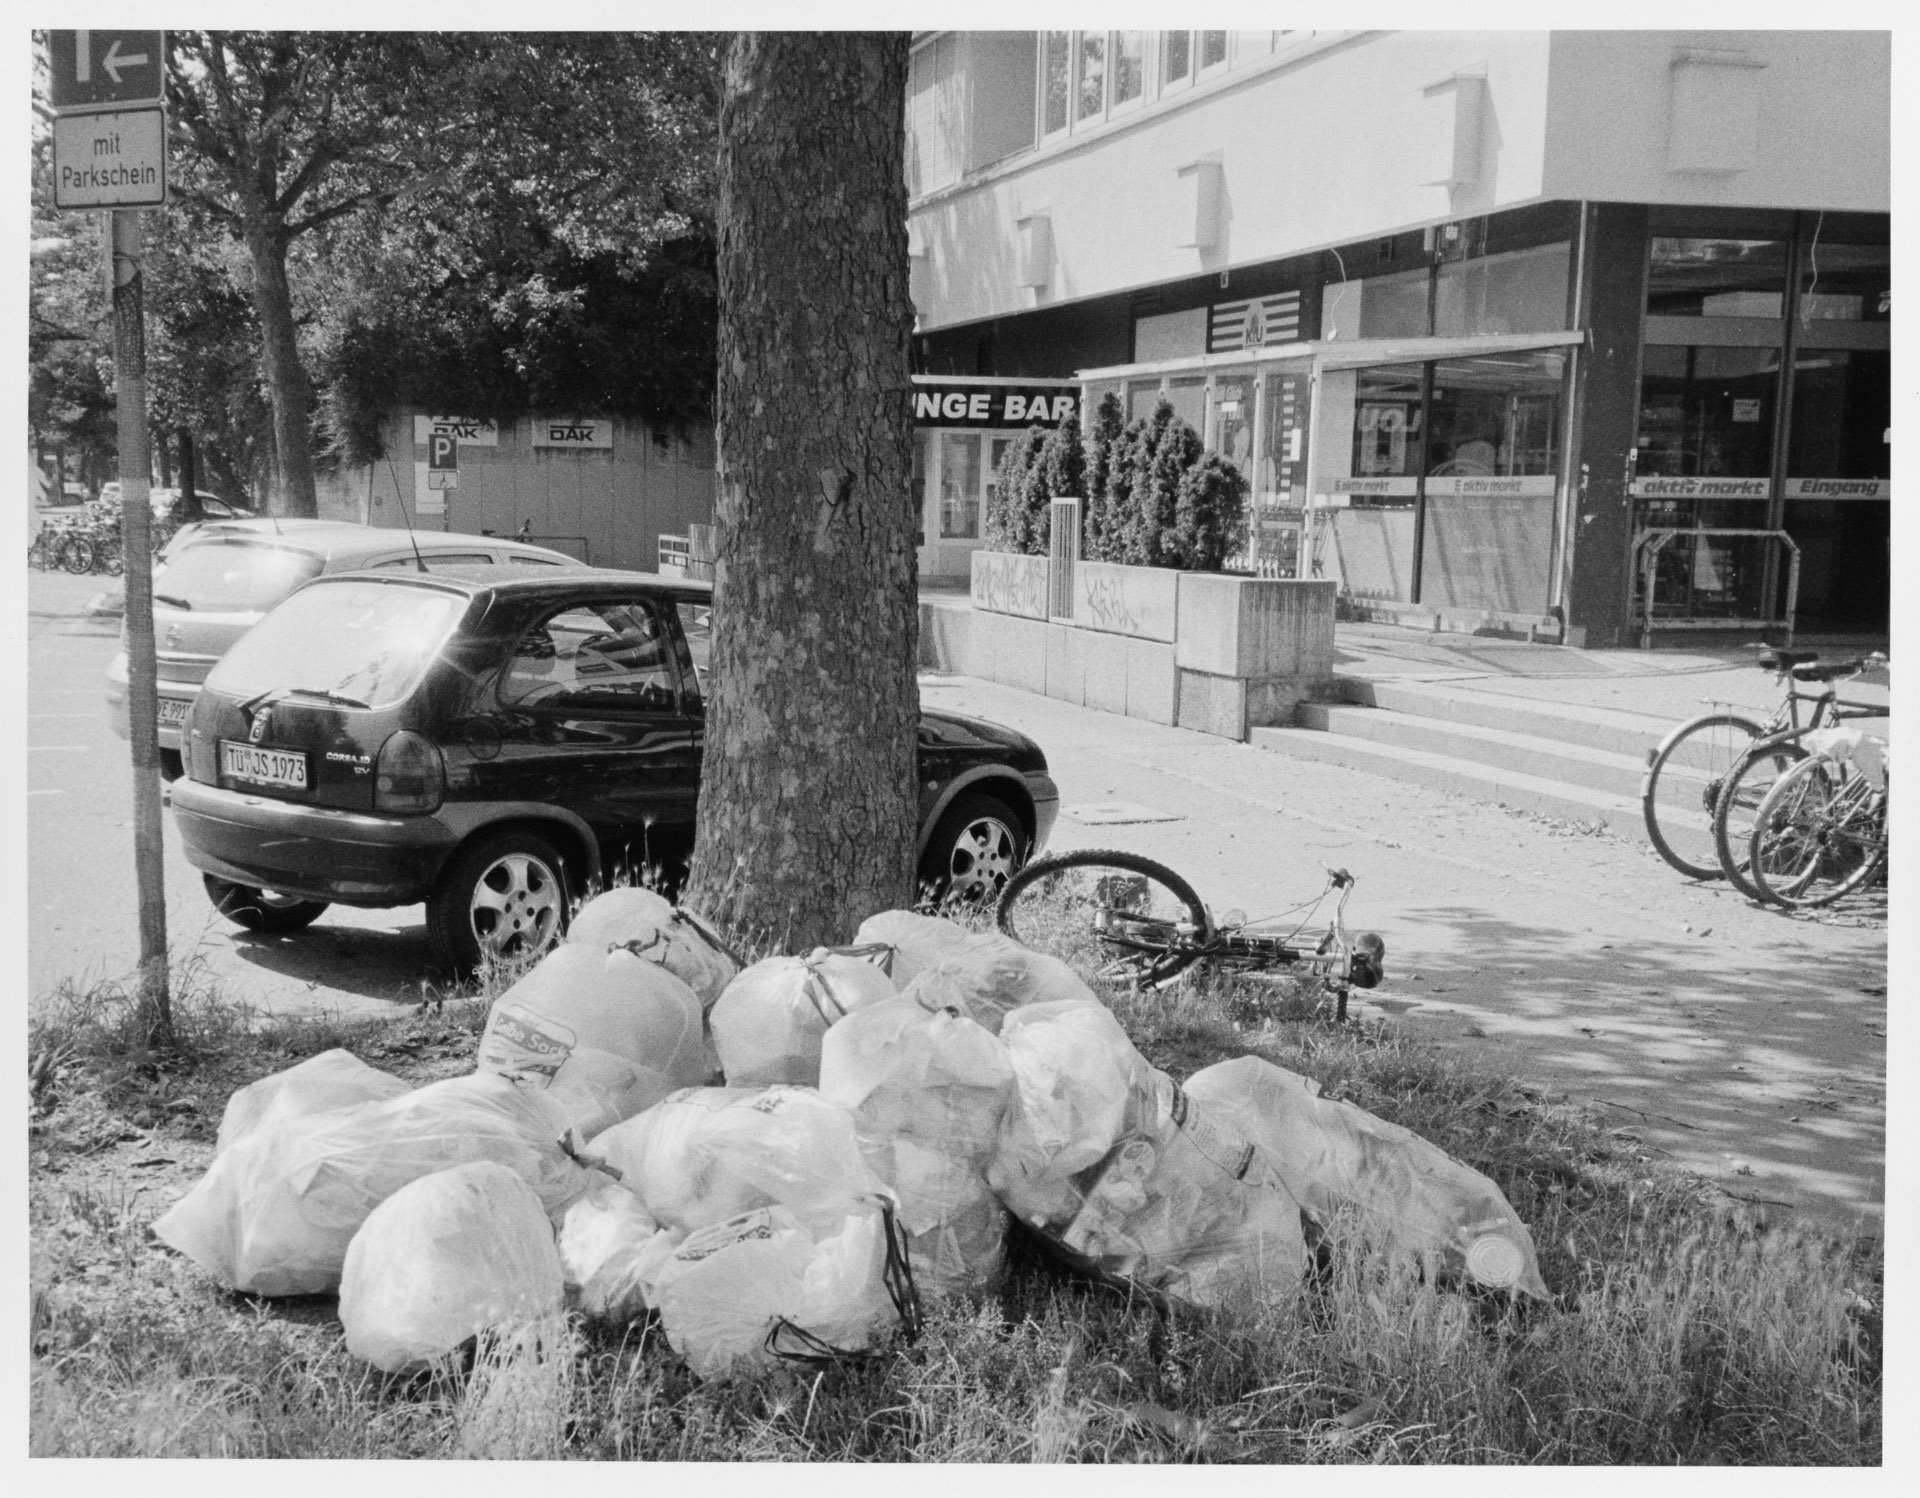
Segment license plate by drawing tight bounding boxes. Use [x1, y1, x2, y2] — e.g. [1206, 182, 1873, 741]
[158, 697, 191, 726]
[220, 741, 309, 790]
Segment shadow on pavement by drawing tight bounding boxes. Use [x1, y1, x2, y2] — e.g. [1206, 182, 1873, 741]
[223, 918, 449, 1008]
[1372, 897, 1886, 1222]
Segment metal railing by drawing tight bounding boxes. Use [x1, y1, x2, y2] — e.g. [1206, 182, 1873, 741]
[1631, 527, 1801, 650]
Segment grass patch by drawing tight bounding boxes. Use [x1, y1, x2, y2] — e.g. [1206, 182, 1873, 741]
[27, 934, 1882, 1463]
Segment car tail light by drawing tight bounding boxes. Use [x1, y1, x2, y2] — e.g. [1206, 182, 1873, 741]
[374, 730, 445, 814]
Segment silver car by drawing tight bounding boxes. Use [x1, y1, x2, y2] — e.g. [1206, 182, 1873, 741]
[105, 520, 583, 776]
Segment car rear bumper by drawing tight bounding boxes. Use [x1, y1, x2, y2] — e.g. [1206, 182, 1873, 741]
[170, 775, 458, 906]
[103, 652, 191, 752]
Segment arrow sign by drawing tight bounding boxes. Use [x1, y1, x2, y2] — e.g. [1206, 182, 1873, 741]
[49, 31, 166, 113]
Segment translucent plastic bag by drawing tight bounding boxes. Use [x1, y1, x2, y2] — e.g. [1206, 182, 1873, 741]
[988, 1000, 1308, 1306]
[567, 889, 740, 1007]
[153, 1073, 591, 1296]
[819, 994, 1016, 1297]
[590, 1084, 886, 1239]
[1184, 1056, 1548, 1297]
[478, 943, 709, 1138]
[650, 1202, 899, 1380]
[555, 1177, 680, 1325]
[899, 932, 1095, 1035]
[852, 908, 974, 989]
[215, 1048, 409, 1156]
[338, 1161, 565, 1373]
[709, 948, 897, 1087]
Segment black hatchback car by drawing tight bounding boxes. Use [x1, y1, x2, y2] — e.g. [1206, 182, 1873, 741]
[171, 567, 1058, 969]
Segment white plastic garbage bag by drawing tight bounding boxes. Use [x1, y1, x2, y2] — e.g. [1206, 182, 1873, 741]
[554, 1178, 681, 1325]
[899, 932, 1096, 1035]
[819, 995, 1015, 1297]
[153, 1072, 591, 1297]
[590, 1085, 887, 1239]
[852, 909, 974, 989]
[215, 1048, 409, 1157]
[988, 1000, 1309, 1306]
[338, 1161, 566, 1373]
[1183, 1056, 1548, 1297]
[1802, 726, 1890, 791]
[478, 943, 708, 1138]
[567, 889, 740, 1008]
[650, 1202, 899, 1380]
[709, 948, 897, 1087]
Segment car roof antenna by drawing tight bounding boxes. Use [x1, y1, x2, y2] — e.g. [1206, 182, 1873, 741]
[383, 454, 431, 573]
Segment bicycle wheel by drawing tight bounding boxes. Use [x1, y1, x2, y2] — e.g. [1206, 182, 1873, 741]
[1747, 756, 1887, 909]
[1713, 737, 1811, 899]
[1642, 712, 1766, 879]
[61, 535, 96, 574]
[995, 848, 1212, 986]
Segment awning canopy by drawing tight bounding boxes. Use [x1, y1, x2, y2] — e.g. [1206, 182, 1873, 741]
[1076, 329, 1585, 383]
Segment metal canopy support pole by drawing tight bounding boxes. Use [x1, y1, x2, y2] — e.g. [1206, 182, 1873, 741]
[111, 207, 172, 1044]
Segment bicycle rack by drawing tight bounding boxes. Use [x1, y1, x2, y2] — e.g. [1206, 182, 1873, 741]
[1632, 527, 1801, 651]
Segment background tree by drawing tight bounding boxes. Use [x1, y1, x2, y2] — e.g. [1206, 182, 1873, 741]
[685, 32, 918, 948]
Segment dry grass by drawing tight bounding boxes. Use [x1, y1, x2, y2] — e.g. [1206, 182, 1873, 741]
[26, 929, 1882, 1463]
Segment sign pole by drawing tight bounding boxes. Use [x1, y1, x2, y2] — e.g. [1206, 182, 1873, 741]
[111, 206, 172, 1046]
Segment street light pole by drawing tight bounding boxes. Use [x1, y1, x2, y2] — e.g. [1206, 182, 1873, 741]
[111, 206, 172, 1046]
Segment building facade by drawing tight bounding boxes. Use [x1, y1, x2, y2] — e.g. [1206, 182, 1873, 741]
[905, 30, 1890, 645]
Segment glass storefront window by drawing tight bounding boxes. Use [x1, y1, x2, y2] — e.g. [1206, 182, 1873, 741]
[911, 435, 928, 544]
[1126, 380, 1161, 423]
[982, 436, 1015, 539]
[1165, 376, 1206, 433]
[1798, 242, 1890, 325]
[1260, 368, 1310, 507]
[1647, 238, 1788, 320]
[1788, 349, 1890, 482]
[1783, 347, 1890, 628]
[1352, 366, 1424, 479]
[939, 434, 981, 539]
[1320, 266, 1428, 341]
[1420, 352, 1565, 615]
[1210, 375, 1255, 478]
[1636, 345, 1781, 484]
[1433, 242, 1572, 337]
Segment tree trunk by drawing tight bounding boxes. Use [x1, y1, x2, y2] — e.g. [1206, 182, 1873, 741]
[243, 222, 319, 518]
[684, 32, 918, 951]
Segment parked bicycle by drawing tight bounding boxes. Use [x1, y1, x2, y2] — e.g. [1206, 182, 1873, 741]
[28, 523, 95, 574]
[1641, 646, 1887, 891]
[1745, 733, 1889, 909]
[994, 849, 1385, 1018]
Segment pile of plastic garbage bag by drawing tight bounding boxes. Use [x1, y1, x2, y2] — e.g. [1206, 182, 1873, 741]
[154, 888, 1548, 1379]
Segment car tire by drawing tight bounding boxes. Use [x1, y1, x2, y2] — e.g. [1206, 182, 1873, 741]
[920, 792, 1028, 907]
[428, 828, 570, 973]
[204, 875, 329, 934]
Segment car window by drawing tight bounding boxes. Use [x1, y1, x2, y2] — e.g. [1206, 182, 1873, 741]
[152, 541, 326, 613]
[677, 601, 711, 699]
[500, 599, 679, 713]
[204, 579, 469, 709]
[505, 552, 565, 566]
[366, 552, 495, 570]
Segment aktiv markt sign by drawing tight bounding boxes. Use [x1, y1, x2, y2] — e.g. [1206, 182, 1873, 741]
[48, 30, 168, 210]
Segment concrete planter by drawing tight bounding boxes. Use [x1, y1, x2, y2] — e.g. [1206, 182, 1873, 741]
[970, 549, 1050, 620]
[960, 552, 1336, 739]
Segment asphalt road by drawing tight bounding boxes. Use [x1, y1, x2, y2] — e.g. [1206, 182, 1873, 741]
[24, 567, 1887, 1226]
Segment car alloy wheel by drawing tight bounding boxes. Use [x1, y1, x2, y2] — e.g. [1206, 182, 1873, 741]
[923, 792, 1027, 905]
[468, 849, 564, 962]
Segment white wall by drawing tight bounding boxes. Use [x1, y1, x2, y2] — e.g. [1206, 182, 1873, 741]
[1542, 31, 1889, 211]
[911, 31, 1555, 330]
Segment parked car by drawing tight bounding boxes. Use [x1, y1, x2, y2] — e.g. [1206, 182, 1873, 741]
[170, 568, 1059, 970]
[105, 521, 583, 777]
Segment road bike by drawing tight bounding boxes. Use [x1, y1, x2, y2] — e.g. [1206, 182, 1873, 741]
[1641, 647, 1886, 885]
[1745, 737, 1889, 909]
[993, 848, 1385, 1018]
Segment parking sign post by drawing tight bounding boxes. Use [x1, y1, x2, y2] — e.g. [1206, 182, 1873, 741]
[48, 28, 173, 1041]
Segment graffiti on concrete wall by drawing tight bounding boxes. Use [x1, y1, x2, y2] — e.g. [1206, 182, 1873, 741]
[972, 551, 1050, 619]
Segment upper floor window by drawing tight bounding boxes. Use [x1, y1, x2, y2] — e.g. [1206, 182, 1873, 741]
[1199, 31, 1229, 71]
[1163, 30, 1192, 86]
[1077, 33, 1106, 122]
[1112, 32, 1146, 108]
[1042, 31, 1071, 136]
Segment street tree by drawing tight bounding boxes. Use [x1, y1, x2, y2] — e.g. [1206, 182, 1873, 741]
[684, 33, 919, 949]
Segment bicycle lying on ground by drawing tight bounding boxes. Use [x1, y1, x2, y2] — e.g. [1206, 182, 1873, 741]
[1745, 734, 1889, 910]
[994, 849, 1385, 1019]
[1641, 647, 1888, 894]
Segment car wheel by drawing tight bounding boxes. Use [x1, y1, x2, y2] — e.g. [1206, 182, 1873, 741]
[204, 874, 329, 934]
[429, 829, 569, 972]
[921, 792, 1027, 906]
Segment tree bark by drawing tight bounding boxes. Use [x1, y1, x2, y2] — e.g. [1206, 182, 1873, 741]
[685, 32, 918, 951]
[244, 221, 319, 518]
